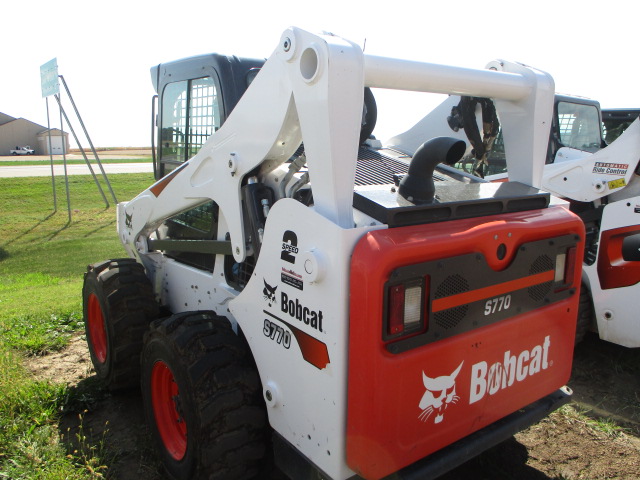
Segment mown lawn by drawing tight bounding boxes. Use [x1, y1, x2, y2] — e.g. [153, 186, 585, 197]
[0, 173, 153, 478]
[0, 158, 152, 167]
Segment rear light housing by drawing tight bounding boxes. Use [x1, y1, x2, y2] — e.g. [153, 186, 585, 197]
[554, 246, 577, 292]
[384, 277, 429, 340]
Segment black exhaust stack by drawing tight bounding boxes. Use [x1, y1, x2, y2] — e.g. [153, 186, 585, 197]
[398, 137, 466, 204]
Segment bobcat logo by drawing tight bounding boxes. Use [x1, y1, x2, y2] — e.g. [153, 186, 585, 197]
[418, 362, 463, 424]
[125, 212, 133, 229]
[263, 279, 277, 307]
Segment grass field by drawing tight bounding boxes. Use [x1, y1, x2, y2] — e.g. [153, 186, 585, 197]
[0, 158, 152, 167]
[0, 172, 153, 478]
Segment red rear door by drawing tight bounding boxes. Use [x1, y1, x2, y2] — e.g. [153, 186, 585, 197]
[347, 206, 584, 479]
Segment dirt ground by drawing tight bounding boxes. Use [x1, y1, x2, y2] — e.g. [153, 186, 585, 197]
[25, 332, 640, 480]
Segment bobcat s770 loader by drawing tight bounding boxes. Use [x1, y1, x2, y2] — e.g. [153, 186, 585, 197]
[82, 27, 584, 480]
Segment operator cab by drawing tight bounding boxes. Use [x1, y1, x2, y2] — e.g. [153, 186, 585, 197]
[151, 54, 266, 179]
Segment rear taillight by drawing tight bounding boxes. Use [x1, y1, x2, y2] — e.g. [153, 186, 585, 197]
[388, 285, 406, 335]
[385, 277, 429, 339]
[554, 246, 577, 292]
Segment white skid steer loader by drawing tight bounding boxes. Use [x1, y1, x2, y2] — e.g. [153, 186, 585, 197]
[83, 27, 584, 480]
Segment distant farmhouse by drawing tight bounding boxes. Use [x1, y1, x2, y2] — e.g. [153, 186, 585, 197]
[0, 112, 69, 155]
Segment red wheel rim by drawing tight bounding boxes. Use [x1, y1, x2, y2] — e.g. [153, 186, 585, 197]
[151, 361, 187, 460]
[87, 293, 107, 364]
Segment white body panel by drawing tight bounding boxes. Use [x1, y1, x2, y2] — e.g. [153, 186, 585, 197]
[231, 199, 382, 478]
[541, 119, 640, 202]
[583, 195, 640, 347]
[388, 96, 469, 155]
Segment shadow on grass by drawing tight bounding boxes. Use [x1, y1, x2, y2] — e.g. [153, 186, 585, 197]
[82, 219, 117, 239]
[569, 333, 640, 437]
[3, 212, 59, 247]
[439, 437, 553, 480]
[59, 377, 163, 480]
[46, 209, 114, 242]
[59, 377, 554, 480]
[0, 246, 8, 261]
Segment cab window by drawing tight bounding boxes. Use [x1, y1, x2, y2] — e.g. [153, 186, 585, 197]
[156, 77, 222, 272]
[556, 102, 601, 152]
[160, 77, 220, 174]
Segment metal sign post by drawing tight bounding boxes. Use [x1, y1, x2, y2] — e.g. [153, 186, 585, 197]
[45, 97, 56, 212]
[40, 58, 118, 221]
[59, 75, 117, 204]
[40, 58, 71, 222]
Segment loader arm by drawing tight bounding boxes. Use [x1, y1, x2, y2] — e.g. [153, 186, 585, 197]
[119, 28, 364, 263]
[118, 27, 555, 266]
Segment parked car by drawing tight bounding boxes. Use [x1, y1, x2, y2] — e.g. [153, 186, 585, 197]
[10, 146, 35, 155]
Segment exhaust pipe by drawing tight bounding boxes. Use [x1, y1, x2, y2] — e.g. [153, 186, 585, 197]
[398, 137, 466, 204]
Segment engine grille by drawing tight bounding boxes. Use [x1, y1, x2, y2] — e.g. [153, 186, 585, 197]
[528, 255, 553, 301]
[355, 147, 449, 186]
[434, 274, 470, 330]
[355, 148, 409, 186]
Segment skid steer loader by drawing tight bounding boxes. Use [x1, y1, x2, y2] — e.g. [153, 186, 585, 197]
[401, 93, 640, 348]
[82, 27, 584, 480]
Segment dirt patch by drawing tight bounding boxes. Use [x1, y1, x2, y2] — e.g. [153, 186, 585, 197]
[24, 334, 164, 479]
[24, 334, 93, 385]
[24, 332, 640, 479]
[516, 410, 640, 479]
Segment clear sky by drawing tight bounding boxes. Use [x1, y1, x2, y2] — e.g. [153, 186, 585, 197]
[3, 0, 638, 148]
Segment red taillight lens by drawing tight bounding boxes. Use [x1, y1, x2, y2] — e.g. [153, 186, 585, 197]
[388, 285, 405, 335]
[564, 246, 577, 284]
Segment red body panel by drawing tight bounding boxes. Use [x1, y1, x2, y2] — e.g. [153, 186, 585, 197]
[597, 225, 640, 289]
[347, 206, 584, 480]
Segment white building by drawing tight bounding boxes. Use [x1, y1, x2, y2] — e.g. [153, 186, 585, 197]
[0, 112, 69, 155]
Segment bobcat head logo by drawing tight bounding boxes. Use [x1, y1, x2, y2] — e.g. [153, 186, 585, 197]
[418, 362, 463, 424]
[263, 279, 277, 307]
[125, 212, 133, 229]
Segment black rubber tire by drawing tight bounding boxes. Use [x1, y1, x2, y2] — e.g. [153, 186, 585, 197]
[575, 282, 594, 345]
[359, 87, 378, 145]
[141, 311, 267, 480]
[82, 258, 158, 390]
